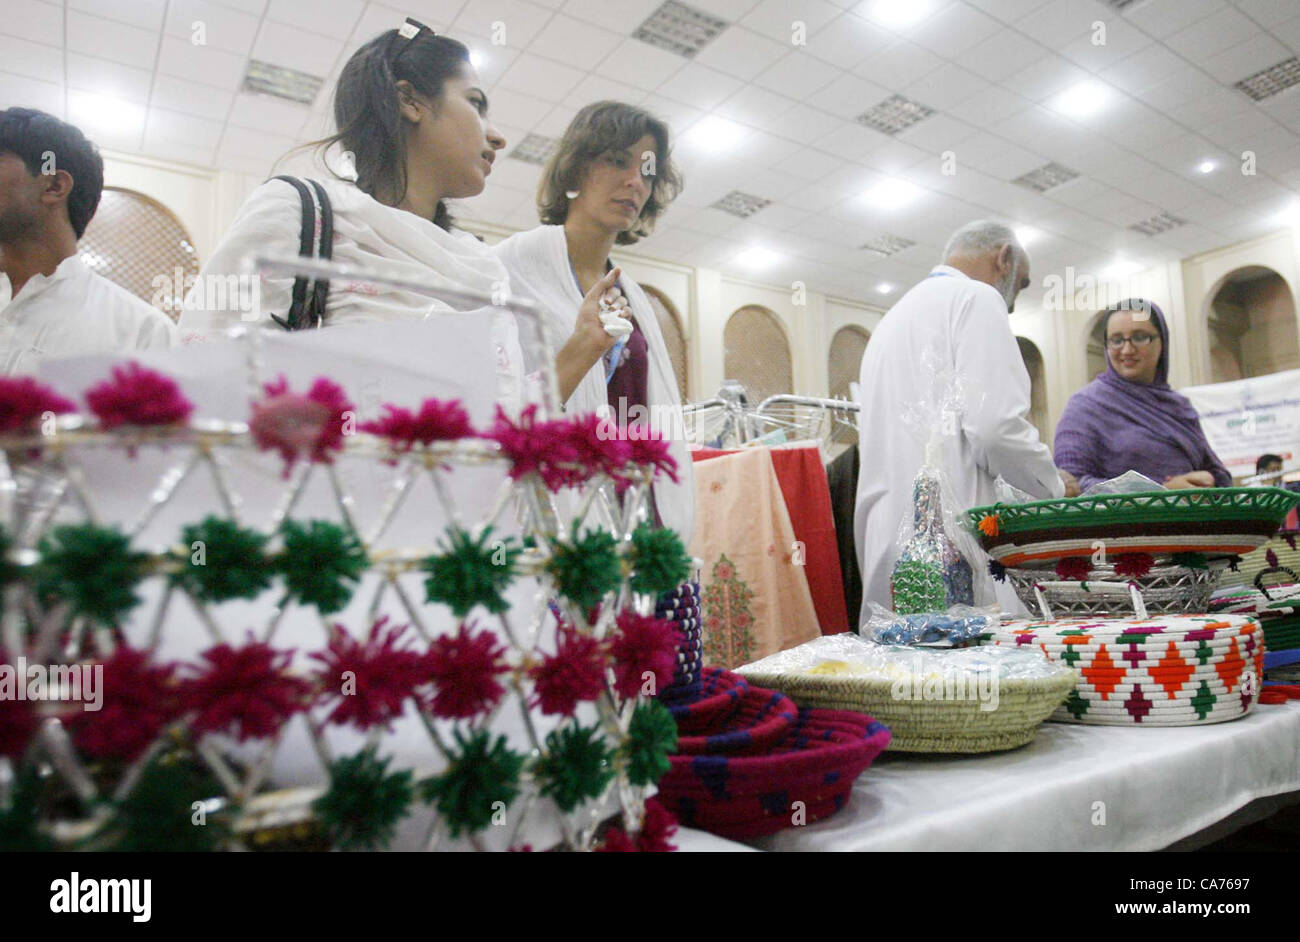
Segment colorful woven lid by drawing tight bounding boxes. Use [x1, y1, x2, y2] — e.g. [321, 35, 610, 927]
[966, 487, 1300, 568]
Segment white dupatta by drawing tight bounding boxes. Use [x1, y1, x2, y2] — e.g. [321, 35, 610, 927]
[494, 224, 694, 543]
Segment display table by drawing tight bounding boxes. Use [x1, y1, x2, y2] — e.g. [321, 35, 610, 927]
[744, 701, 1300, 852]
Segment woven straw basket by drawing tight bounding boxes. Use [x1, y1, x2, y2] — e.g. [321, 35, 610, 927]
[735, 666, 1074, 753]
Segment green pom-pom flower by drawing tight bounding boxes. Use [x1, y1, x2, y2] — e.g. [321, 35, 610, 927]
[535, 723, 615, 813]
[0, 524, 19, 590]
[1172, 551, 1209, 571]
[420, 729, 525, 838]
[277, 519, 367, 614]
[172, 516, 273, 602]
[105, 754, 229, 852]
[36, 523, 146, 624]
[628, 524, 691, 596]
[624, 699, 678, 787]
[314, 747, 415, 851]
[546, 526, 620, 609]
[423, 526, 519, 617]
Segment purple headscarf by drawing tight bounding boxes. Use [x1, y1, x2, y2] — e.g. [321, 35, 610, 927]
[1053, 299, 1232, 490]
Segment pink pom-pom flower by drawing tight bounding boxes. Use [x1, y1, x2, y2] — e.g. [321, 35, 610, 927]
[312, 616, 427, 731]
[483, 404, 587, 491]
[249, 375, 355, 477]
[179, 636, 313, 742]
[85, 362, 193, 429]
[608, 611, 681, 700]
[0, 376, 76, 433]
[529, 625, 606, 716]
[69, 646, 180, 761]
[360, 398, 474, 454]
[422, 622, 510, 720]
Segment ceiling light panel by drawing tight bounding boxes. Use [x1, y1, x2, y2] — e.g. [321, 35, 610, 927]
[241, 60, 323, 105]
[507, 133, 559, 165]
[1012, 162, 1080, 193]
[633, 1, 730, 59]
[855, 94, 936, 136]
[712, 190, 772, 218]
[1235, 57, 1300, 102]
[859, 234, 917, 256]
[1128, 210, 1187, 236]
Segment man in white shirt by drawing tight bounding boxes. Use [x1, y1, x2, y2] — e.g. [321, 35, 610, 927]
[0, 108, 175, 375]
[853, 220, 1079, 621]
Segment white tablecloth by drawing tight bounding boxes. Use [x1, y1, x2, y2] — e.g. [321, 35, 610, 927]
[747, 701, 1300, 852]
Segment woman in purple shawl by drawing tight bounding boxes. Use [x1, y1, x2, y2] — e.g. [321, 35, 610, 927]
[1054, 299, 1231, 491]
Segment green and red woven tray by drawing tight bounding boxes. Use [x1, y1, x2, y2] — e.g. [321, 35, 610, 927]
[965, 487, 1300, 568]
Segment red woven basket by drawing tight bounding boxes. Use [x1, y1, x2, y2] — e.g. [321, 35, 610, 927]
[674, 686, 799, 755]
[661, 666, 748, 726]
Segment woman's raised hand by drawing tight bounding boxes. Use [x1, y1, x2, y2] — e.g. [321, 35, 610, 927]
[574, 267, 629, 357]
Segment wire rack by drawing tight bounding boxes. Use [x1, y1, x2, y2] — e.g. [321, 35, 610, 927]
[681, 382, 859, 453]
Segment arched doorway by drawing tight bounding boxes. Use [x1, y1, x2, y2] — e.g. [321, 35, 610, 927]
[724, 304, 792, 403]
[828, 325, 869, 447]
[1086, 312, 1108, 382]
[641, 284, 689, 402]
[78, 187, 200, 322]
[1203, 266, 1299, 383]
[1016, 337, 1049, 442]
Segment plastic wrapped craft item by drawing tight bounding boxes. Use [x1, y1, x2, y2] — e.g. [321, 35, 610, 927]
[655, 707, 891, 839]
[736, 633, 1074, 753]
[891, 467, 975, 614]
[864, 601, 995, 646]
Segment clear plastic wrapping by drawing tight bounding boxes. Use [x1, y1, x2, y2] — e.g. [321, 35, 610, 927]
[737, 632, 1074, 683]
[1082, 470, 1165, 496]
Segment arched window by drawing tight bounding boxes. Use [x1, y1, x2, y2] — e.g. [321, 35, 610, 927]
[78, 187, 200, 323]
[1205, 266, 1299, 382]
[828, 325, 870, 400]
[724, 304, 792, 403]
[1087, 312, 1108, 382]
[1017, 336, 1049, 442]
[641, 284, 689, 402]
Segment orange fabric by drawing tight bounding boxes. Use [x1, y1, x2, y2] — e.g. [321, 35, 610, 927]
[689, 447, 822, 669]
[692, 445, 849, 635]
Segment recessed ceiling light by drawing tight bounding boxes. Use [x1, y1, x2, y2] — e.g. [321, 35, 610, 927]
[735, 247, 780, 269]
[866, 0, 930, 29]
[686, 115, 745, 153]
[1051, 81, 1111, 118]
[468, 49, 484, 68]
[1274, 202, 1300, 228]
[1014, 225, 1041, 247]
[862, 178, 922, 210]
[876, 282, 894, 294]
[1197, 160, 1217, 174]
[1102, 259, 1142, 279]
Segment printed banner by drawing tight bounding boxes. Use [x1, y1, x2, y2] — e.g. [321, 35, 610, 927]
[1182, 368, 1300, 478]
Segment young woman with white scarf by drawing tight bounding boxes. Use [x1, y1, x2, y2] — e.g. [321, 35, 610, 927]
[494, 102, 695, 543]
[178, 21, 623, 411]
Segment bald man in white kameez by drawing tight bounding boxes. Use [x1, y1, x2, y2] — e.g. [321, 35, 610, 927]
[853, 221, 1079, 622]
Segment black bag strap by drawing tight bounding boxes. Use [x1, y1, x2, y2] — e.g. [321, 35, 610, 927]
[267, 175, 332, 330]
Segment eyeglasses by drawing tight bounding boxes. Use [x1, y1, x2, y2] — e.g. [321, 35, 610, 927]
[1106, 332, 1159, 350]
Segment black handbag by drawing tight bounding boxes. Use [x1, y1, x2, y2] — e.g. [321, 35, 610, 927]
[267, 176, 334, 331]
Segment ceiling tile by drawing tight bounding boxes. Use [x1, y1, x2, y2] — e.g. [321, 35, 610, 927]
[252, 20, 343, 76]
[1006, 55, 1091, 105]
[894, 113, 979, 152]
[906, 2, 1001, 59]
[485, 86, 555, 129]
[0, 35, 62, 84]
[805, 11, 893, 70]
[266, 0, 364, 39]
[5, 1, 65, 46]
[0, 72, 65, 116]
[69, 0, 165, 31]
[805, 71, 889, 119]
[1165, 5, 1260, 60]
[695, 26, 791, 82]
[774, 145, 848, 180]
[66, 54, 154, 103]
[1200, 33, 1293, 85]
[526, 14, 622, 70]
[1123, 0, 1222, 40]
[562, 73, 648, 110]
[67, 11, 160, 69]
[752, 50, 841, 99]
[813, 120, 888, 160]
[852, 39, 943, 88]
[955, 29, 1046, 83]
[638, 94, 706, 136]
[206, 0, 270, 14]
[149, 74, 234, 120]
[656, 62, 744, 110]
[740, 0, 840, 43]
[1015, 0, 1100, 46]
[67, 88, 146, 149]
[158, 34, 247, 89]
[767, 105, 842, 143]
[1057, 20, 1151, 73]
[715, 83, 799, 132]
[228, 90, 312, 134]
[593, 39, 684, 91]
[167, 0, 261, 53]
[140, 136, 218, 167]
[901, 63, 990, 112]
[145, 106, 225, 148]
[557, 0, 660, 34]
[963, 0, 1053, 22]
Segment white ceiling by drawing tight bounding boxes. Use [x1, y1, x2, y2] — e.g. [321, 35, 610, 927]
[4, 0, 1300, 307]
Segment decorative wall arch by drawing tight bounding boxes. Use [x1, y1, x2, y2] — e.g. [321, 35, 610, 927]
[1200, 265, 1300, 383]
[724, 304, 792, 403]
[1016, 336, 1049, 442]
[828, 325, 870, 401]
[78, 186, 200, 323]
[1085, 309, 1109, 383]
[640, 284, 689, 402]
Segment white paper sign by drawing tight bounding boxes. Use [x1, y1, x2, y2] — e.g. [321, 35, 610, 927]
[1182, 368, 1300, 478]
